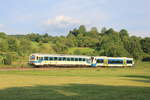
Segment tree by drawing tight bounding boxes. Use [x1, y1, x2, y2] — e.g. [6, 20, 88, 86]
[52, 37, 69, 53]
[18, 39, 32, 56]
[103, 45, 129, 57]
[0, 32, 6, 38]
[0, 40, 8, 52]
[26, 33, 42, 42]
[0, 25, 149, 66]
[101, 27, 107, 34]
[90, 27, 99, 35]
[43, 33, 49, 38]
[97, 32, 129, 57]
[140, 37, 150, 54]
[3, 54, 12, 65]
[38, 43, 55, 54]
[119, 29, 129, 40]
[7, 38, 19, 52]
[68, 28, 79, 37]
[105, 28, 115, 35]
[78, 25, 86, 34]
[126, 36, 144, 59]
[66, 36, 77, 47]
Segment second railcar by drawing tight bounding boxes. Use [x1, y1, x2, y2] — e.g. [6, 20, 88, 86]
[91, 56, 134, 67]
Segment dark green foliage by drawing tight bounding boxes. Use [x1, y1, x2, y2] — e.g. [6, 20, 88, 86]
[3, 54, 12, 65]
[140, 37, 150, 54]
[18, 39, 32, 56]
[78, 25, 86, 34]
[101, 27, 107, 34]
[0, 25, 149, 66]
[119, 29, 129, 38]
[98, 34, 129, 57]
[90, 27, 99, 35]
[67, 47, 95, 56]
[126, 36, 143, 59]
[0, 32, 7, 38]
[26, 33, 44, 42]
[68, 28, 79, 36]
[105, 28, 115, 35]
[52, 36, 69, 53]
[7, 38, 19, 52]
[0, 40, 8, 52]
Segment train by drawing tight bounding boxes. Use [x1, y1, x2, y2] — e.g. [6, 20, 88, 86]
[29, 53, 134, 67]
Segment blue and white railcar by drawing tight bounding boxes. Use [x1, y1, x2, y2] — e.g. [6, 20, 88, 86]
[91, 56, 134, 67]
[29, 53, 91, 67]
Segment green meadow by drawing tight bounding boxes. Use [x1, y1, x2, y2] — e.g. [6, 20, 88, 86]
[0, 62, 149, 100]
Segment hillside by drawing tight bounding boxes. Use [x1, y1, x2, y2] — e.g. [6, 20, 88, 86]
[0, 25, 150, 67]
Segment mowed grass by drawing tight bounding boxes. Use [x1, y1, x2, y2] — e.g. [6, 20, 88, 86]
[0, 62, 149, 100]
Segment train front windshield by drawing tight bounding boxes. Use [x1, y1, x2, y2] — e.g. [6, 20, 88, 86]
[30, 55, 36, 61]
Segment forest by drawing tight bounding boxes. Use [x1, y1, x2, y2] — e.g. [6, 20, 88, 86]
[0, 25, 150, 66]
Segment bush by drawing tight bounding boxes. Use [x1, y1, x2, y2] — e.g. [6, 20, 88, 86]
[3, 54, 12, 65]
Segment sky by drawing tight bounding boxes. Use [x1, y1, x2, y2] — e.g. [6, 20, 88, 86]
[0, 0, 149, 37]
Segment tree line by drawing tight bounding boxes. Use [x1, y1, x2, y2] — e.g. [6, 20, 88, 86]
[0, 25, 150, 65]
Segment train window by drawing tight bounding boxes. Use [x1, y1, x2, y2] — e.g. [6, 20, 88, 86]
[71, 58, 74, 61]
[67, 58, 70, 61]
[63, 57, 66, 61]
[127, 60, 132, 64]
[58, 57, 62, 61]
[108, 59, 123, 64]
[44, 57, 48, 60]
[82, 58, 85, 61]
[30, 56, 35, 60]
[75, 58, 78, 61]
[54, 57, 58, 60]
[79, 58, 82, 61]
[97, 59, 104, 63]
[49, 57, 53, 61]
[40, 57, 43, 60]
[86, 59, 90, 63]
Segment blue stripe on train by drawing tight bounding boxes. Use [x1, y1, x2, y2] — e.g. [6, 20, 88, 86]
[108, 59, 123, 64]
[91, 64, 97, 67]
[30, 60, 43, 63]
[108, 59, 123, 61]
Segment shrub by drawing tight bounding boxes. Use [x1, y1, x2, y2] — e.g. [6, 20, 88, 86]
[3, 54, 12, 65]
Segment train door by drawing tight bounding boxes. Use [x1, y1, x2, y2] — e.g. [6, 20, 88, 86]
[91, 57, 97, 67]
[123, 59, 127, 67]
[104, 58, 108, 67]
[86, 58, 92, 65]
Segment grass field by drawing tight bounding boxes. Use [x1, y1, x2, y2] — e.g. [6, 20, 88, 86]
[0, 62, 149, 100]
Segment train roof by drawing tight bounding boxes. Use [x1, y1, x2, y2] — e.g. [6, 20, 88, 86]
[30, 53, 133, 59]
[30, 53, 91, 58]
[94, 56, 133, 59]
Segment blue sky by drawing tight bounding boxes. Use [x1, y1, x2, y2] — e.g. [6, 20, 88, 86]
[0, 0, 149, 37]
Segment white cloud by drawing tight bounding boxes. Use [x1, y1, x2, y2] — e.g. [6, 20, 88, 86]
[0, 24, 22, 35]
[41, 15, 90, 35]
[129, 30, 150, 37]
[0, 24, 4, 29]
[45, 15, 89, 28]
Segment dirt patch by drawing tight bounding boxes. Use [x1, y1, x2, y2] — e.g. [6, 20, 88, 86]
[0, 67, 57, 71]
[0, 67, 95, 71]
